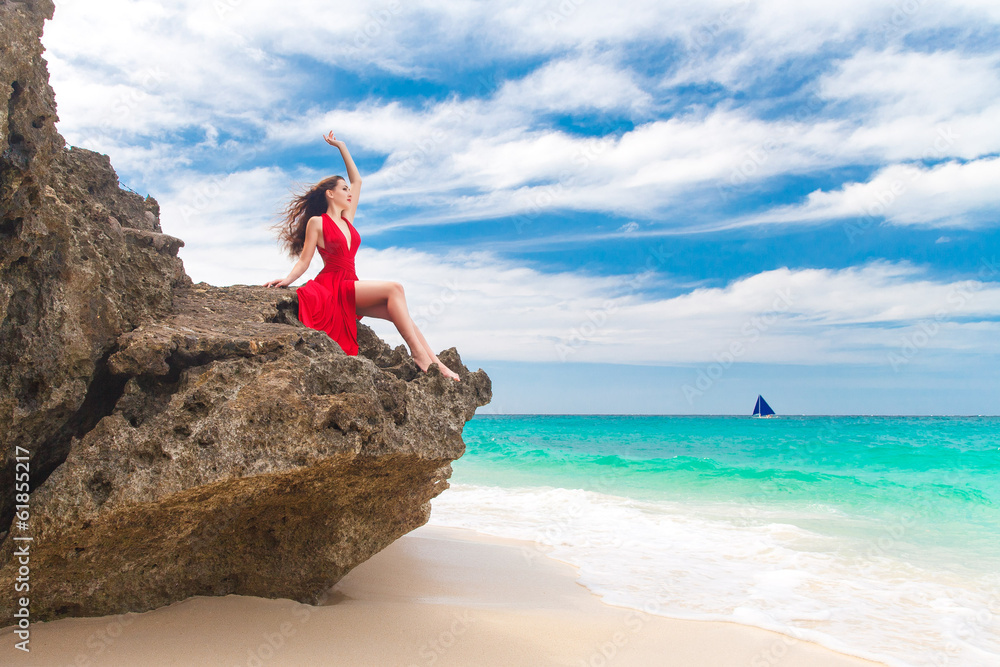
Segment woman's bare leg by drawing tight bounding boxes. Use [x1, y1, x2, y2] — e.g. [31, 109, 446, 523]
[355, 281, 460, 380]
[409, 322, 449, 371]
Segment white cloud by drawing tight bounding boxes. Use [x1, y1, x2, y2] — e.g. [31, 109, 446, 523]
[369, 256, 1000, 366]
[187, 233, 1000, 366]
[42, 1, 1000, 234]
[159, 166, 297, 247]
[34, 0, 1000, 394]
[493, 54, 653, 115]
[818, 48, 1000, 162]
[727, 157, 1000, 230]
[256, 46, 999, 231]
[819, 49, 1000, 120]
[264, 102, 860, 228]
[44, 0, 294, 130]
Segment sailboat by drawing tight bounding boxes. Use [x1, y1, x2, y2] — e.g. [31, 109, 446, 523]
[752, 394, 776, 418]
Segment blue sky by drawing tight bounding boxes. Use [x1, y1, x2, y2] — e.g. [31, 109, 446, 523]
[41, 0, 1000, 415]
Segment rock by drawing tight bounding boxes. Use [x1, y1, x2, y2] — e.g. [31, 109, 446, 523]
[0, 2, 491, 625]
[1, 0, 189, 539]
[1, 283, 490, 623]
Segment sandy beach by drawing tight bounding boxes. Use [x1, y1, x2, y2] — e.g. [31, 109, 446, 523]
[3, 525, 883, 666]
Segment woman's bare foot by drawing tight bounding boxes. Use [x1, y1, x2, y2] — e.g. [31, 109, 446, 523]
[431, 356, 461, 381]
[411, 349, 460, 381]
[411, 350, 461, 381]
[412, 348, 434, 371]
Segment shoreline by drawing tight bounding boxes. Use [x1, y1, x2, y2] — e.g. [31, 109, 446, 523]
[2, 524, 885, 666]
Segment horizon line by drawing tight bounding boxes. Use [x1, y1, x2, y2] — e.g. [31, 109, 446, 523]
[471, 413, 1000, 417]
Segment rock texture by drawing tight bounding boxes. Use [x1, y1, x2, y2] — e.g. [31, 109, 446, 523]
[0, 0, 490, 625]
[1, 0, 188, 539]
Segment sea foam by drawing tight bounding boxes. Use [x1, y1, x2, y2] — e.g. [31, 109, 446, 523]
[430, 482, 1000, 667]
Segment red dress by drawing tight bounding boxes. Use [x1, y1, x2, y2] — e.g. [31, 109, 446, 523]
[296, 213, 363, 355]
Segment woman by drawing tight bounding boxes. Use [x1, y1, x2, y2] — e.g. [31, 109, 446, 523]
[264, 131, 460, 381]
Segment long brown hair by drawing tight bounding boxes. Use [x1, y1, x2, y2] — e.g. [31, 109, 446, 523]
[272, 175, 345, 258]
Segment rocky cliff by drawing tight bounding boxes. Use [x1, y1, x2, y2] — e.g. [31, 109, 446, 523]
[0, 0, 490, 625]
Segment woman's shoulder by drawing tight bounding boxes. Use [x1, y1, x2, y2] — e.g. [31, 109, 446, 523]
[305, 215, 325, 237]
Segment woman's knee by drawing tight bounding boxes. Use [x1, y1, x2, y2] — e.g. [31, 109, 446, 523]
[389, 281, 405, 298]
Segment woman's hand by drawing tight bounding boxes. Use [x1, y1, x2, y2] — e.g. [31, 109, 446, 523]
[325, 131, 362, 210]
[263, 277, 289, 288]
[324, 131, 345, 148]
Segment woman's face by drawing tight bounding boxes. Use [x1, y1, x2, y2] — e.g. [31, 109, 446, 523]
[326, 180, 352, 210]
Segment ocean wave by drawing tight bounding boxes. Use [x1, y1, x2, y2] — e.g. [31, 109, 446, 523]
[429, 483, 1000, 667]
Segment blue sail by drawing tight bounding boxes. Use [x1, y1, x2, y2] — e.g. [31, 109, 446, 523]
[752, 395, 775, 416]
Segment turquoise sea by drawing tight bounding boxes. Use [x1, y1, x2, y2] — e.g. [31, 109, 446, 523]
[428, 415, 1000, 667]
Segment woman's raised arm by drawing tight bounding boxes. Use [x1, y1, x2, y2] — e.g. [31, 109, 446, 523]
[324, 131, 362, 222]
